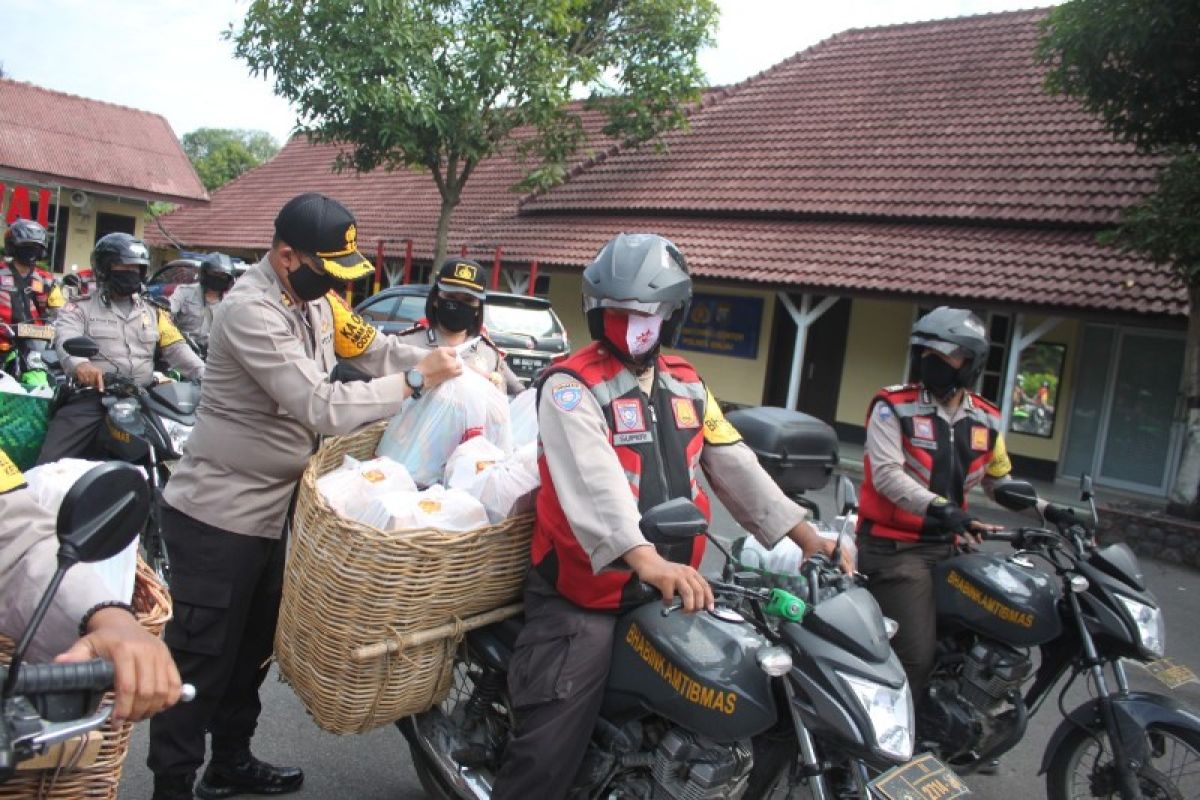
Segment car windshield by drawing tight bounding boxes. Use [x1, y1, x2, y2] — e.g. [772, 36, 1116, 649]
[484, 304, 560, 338]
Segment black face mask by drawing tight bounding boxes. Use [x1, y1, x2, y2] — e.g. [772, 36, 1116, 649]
[288, 261, 337, 302]
[13, 245, 44, 266]
[436, 298, 478, 333]
[106, 270, 143, 297]
[919, 353, 962, 401]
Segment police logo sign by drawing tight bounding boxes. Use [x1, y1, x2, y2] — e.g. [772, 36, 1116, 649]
[552, 383, 583, 412]
[613, 398, 646, 433]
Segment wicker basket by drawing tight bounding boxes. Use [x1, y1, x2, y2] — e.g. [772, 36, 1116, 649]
[276, 421, 533, 735]
[0, 559, 172, 800]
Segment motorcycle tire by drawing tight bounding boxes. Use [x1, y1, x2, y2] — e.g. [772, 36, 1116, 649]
[1045, 722, 1200, 799]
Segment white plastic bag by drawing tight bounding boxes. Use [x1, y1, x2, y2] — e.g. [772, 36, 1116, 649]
[471, 443, 540, 523]
[376, 368, 512, 487]
[509, 388, 538, 448]
[444, 436, 507, 491]
[357, 484, 489, 532]
[316, 455, 417, 520]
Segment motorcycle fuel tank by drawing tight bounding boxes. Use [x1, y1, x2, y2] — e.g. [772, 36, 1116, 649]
[934, 553, 1061, 646]
[603, 603, 777, 743]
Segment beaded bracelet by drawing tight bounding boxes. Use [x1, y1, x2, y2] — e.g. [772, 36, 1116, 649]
[78, 600, 138, 637]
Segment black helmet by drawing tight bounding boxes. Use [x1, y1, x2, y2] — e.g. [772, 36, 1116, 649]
[910, 306, 989, 389]
[5, 219, 48, 264]
[582, 233, 692, 354]
[91, 232, 150, 282]
[199, 252, 236, 293]
[425, 258, 488, 336]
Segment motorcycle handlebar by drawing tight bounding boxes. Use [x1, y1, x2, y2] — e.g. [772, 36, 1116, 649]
[1042, 503, 1077, 528]
[1, 659, 113, 695]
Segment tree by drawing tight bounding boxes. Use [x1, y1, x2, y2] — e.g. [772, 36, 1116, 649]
[229, 0, 717, 267]
[1038, 0, 1200, 516]
[182, 128, 280, 191]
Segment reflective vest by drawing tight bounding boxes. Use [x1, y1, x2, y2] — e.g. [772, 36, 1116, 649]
[532, 342, 712, 611]
[858, 385, 1004, 543]
[0, 264, 62, 351]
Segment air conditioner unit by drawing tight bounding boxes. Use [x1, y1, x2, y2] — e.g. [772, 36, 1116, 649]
[69, 190, 94, 212]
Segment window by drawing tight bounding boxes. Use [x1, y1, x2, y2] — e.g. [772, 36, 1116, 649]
[95, 212, 136, 240]
[358, 296, 398, 322]
[394, 296, 426, 323]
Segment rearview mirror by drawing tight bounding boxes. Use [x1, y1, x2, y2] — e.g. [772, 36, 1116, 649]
[994, 480, 1039, 512]
[56, 462, 149, 565]
[1080, 473, 1094, 502]
[61, 336, 100, 359]
[639, 498, 707, 541]
[836, 475, 858, 515]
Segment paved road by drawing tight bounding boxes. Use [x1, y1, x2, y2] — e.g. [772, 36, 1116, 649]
[119, 483, 1200, 798]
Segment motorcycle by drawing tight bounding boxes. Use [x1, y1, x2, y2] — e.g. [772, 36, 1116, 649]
[59, 336, 199, 586]
[0, 462, 194, 782]
[918, 477, 1200, 799]
[399, 492, 955, 800]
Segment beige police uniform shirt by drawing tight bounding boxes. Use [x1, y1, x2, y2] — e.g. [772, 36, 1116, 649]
[55, 293, 205, 386]
[164, 257, 428, 538]
[394, 324, 524, 396]
[865, 388, 1013, 515]
[539, 365, 808, 574]
[169, 283, 215, 348]
[0, 456, 114, 663]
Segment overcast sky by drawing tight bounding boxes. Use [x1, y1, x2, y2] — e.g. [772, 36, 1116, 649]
[1, 0, 1049, 147]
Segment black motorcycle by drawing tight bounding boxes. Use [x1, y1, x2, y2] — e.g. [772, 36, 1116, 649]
[399, 494, 961, 800]
[59, 336, 199, 586]
[919, 477, 1200, 799]
[0, 463, 194, 781]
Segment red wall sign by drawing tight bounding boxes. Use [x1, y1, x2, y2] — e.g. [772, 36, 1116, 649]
[0, 184, 53, 226]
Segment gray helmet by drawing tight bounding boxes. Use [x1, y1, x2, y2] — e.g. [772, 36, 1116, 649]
[5, 219, 48, 263]
[92, 232, 150, 282]
[582, 233, 692, 352]
[910, 306, 989, 388]
[199, 252, 236, 293]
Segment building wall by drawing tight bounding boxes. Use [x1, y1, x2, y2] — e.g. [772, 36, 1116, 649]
[835, 299, 913, 427]
[60, 196, 147, 275]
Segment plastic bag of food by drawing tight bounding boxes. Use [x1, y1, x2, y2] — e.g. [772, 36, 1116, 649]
[316, 454, 417, 519]
[444, 436, 507, 491]
[376, 368, 511, 487]
[509, 388, 538, 448]
[731, 517, 856, 594]
[472, 443, 540, 523]
[357, 484, 490, 532]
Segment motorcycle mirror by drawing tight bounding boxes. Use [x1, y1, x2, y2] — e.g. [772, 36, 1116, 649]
[1080, 473, 1094, 502]
[61, 336, 101, 359]
[993, 480, 1039, 512]
[56, 462, 149, 565]
[835, 475, 858, 516]
[639, 498, 707, 541]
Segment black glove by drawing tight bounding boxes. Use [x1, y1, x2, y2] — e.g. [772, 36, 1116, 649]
[923, 496, 976, 538]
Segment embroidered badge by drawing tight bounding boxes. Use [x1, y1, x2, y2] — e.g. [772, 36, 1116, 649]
[913, 416, 935, 441]
[613, 398, 647, 433]
[671, 397, 700, 429]
[551, 383, 583, 412]
[876, 404, 893, 421]
[0, 275, 13, 289]
[971, 425, 989, 451]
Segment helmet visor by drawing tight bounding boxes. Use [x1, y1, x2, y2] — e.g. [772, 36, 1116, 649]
[911, 335, 966, 360]
[585, 296, 675, 317]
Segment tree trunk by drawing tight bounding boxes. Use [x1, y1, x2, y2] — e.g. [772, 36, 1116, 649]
[1167, 281, 1200, 519]
[432, 189, 459, 273]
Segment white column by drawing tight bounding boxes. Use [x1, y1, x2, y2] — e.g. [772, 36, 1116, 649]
[778, 293, 839, 411]
[1000, 314, 1062, 432]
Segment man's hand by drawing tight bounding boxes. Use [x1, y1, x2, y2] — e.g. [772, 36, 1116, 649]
[624, 545, 714, 613]
[416, 347, 463, 389]
[74, 362, 105, 392]
[54, 607, 182, 723]
[786, 520, 855, 574]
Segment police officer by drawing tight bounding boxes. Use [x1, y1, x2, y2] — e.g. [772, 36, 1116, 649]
[146, 193, 461, 800]
[856, 307, 1013, 696]
[1, 219, 64, 355]
[37, 234, 205, 464]
[393, 258, 523, 395]
[170, 252, 236, 353]
[0, 449, 182, 722]
[490, 234, 847, 800]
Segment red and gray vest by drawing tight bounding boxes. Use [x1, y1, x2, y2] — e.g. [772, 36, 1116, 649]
[532, 342, 711, 611]
[858, 385, 1003, 543]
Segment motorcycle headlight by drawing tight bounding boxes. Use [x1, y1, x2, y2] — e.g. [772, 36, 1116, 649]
[1116, 594, 1165, 658]
[838, 672, 914, 762]
[160, 418, 193, 457]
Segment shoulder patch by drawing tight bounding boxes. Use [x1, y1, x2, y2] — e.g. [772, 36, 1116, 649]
[551, 381, 584, 412]
[326, 291, 377, 358]
[0, 448, 27, 495]
[156, 308, 184, 348]
[702, 387, 742, 446]
[875, 403, 893, 421]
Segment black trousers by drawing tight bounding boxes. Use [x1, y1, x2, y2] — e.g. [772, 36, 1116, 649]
[491, 572, 616, 800]
[858, 536, 956, 695]
[147, 505, 287, 778]
[36, 390, 106, 464]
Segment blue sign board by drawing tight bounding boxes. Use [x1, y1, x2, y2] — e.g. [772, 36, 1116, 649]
[675, 293, 762, 360]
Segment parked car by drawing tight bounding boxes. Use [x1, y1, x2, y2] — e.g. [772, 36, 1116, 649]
[354, 285, 570, 386]
[145, 256, 249, 300]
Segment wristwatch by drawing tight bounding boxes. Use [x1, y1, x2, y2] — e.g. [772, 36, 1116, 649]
[405, 367, 425, 399]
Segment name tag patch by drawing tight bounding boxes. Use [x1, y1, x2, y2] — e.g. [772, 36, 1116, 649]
[614, 431, 654, 446]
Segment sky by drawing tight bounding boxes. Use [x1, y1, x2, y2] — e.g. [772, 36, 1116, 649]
[0, 0, 1049, 147]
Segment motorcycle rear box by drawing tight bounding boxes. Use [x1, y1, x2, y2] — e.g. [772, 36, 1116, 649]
[725, 406, 838, 493]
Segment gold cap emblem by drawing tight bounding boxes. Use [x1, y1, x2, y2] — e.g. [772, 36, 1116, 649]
[345, 224, 357, 249]
[454, 262, 477, 281]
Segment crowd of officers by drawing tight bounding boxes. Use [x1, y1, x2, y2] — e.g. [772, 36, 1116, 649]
[0, 191, 1015, 800]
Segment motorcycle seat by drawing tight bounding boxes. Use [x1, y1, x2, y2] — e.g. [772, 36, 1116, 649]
[466, 616, 525, 673]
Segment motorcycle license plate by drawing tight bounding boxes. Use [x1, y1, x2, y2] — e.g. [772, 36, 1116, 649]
[868, 753, 972, 799]
[1141, 658, 1199, 690]
[16, 323, 53, 340]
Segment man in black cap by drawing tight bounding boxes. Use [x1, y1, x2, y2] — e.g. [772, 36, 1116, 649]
[147, 193, 463, 800]
[393, 258, 523, 395]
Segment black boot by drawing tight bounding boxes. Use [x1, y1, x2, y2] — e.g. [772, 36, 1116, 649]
[195, 753, 303, 799]
[152, 772, 196, 800]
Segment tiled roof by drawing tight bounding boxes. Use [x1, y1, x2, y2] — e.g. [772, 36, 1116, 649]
[466, 214, 1185, 316]
[518, 8, 1163, 227]
[0, 79, 207, 203]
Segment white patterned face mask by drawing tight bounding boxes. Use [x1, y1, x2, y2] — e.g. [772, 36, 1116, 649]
[604, 310, 665, 359]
